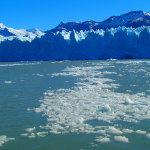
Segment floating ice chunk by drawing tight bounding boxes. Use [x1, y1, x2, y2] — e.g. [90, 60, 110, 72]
[0, 135, 15, 147]
[114, 136, 129, 143]
[100, 104, 111, 112]
[37, 132, 48, 137]
[28, 133, 36, 138]
[122, 129, 134, 134]
[95, 126, 104, 129]
[95, 137, 110, 143]
[39, 125, 49, 129]
[3, 81, 14, 84]
[36, 74, 44, 77]
[34, 108, 43, 113]
[125, 98, 134, 104]
[0, 62, 41, 67]
[21, 132, 45, 138]
[25, 127, 36, 132]
[50, 130, 61, 134]
[96, 130, 106, 135]
[136, 130, 146, 134]
[43, 92, 54, 96]
[90, 142, 98, 147]
[77, 117, 84, 124]
[107, 127, 122, 135]
[146, 134, 150, 139]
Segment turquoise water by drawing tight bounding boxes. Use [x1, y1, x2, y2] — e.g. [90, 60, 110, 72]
[0, 60, 150, 150]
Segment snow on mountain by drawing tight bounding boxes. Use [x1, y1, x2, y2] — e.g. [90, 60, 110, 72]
[0, 24, 45, 42]
[0, 10, 150, 42]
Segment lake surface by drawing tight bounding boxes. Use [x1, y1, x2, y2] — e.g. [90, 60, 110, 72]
[0, 60, 150, 150]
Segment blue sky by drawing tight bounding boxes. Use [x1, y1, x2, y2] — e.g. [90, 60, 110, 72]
[0, 0, 150, 31]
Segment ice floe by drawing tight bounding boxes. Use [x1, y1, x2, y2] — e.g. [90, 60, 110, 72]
[136, 130, 147, 134]
[3, 81, 14, 84]
[100, 104, 111, 113]
[25, 127, 36, 132]
[20, 130, 48, 138]
[124, 98, 134, 105]
[114, 136, 129, 143]
[106, 127, 122, 135]
[146, 134, 150, 139]
[95, 137, 111, 143]
[0, 62, 41, 67]
[0, 135, 15, 147]
[122, 129, 134, 134]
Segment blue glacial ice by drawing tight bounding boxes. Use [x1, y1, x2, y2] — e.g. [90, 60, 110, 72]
[0, 26, 150, 61]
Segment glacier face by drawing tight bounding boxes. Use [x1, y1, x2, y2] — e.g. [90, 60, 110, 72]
[0, 26, 150, 61]
[1, 11, 150, 61]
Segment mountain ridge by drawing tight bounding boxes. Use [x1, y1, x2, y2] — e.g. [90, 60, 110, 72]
[49, 10, 150, 32]
[0, 10, 150, 40]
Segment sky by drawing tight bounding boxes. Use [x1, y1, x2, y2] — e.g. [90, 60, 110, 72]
[0, 0, 150, 31]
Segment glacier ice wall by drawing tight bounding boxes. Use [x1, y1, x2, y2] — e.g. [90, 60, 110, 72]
[1, 26, 150, 61]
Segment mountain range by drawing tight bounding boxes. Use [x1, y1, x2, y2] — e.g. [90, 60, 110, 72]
[49, 11, 150, 32]
[0, 10, 150, 41]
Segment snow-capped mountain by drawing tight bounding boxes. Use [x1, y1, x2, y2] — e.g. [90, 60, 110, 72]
[0, 10, 150, 42]
[49, 11, 150, 32]
[0, 23, 44, 42]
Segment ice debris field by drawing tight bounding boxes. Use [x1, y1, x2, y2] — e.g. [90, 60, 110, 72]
[1, 60, 150, 148]
[24, 60, 150, 145]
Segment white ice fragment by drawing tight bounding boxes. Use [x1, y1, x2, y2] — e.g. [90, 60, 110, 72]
[3, 81, 13, 84]
[28, 133, 36, 138]
[96, 130, 106, 135]
[50, 130, 61, 134]
[44, 92, 53, 96]
[125, 98, 134, 104]
[101, 104, 111, 112]
[34, 108, 43, 113]
[25, 127, 36, 132]
[136, 130, 146, 134]
[146, 133, 150, 139]
[114, 136, 129, 143]
[95, 126, 103, 129]
[122, 129, 134, 134]
[36, 74, 44, 77]
[0, 135, 15, 147]
[77, 117, 84, 124]
[107, 127, 122, 135]
[37, 132, 48, 137]
[95, 137, 110, 143]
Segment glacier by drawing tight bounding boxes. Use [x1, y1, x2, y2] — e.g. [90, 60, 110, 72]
[0, 26, 150, 61]
[1, 11, 150, 61]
